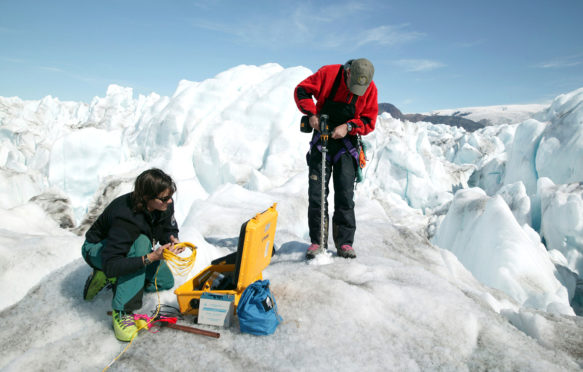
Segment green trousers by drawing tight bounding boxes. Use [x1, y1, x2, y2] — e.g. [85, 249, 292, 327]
[81, 234, 174, 312]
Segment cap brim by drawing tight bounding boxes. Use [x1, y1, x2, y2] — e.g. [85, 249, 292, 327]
[349, 82, 368, 96]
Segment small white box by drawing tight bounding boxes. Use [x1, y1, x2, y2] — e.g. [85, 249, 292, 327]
[198, 293, 234, 327]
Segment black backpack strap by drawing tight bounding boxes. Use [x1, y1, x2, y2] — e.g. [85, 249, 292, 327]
[327, 65, 344, 101]
[327, 65, 358, 104]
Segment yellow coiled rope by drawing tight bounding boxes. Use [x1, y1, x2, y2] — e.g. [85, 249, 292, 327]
[163, 242, 197, 276]
[103, 242, 197, 371]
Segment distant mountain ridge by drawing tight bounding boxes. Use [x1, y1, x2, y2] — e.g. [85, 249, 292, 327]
[378, 102, 547, 131]
[429, 103, 547, 126]
[379, 103, 486, 132]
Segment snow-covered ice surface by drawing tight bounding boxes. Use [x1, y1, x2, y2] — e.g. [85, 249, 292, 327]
[1, 64, 582, 371]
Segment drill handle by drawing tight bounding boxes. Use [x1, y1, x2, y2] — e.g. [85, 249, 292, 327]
[319, 114, 329, 135]
[319, 114, 330, 147]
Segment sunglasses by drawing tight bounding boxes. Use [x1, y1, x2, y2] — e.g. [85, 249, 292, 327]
[156, 195, 173, 203]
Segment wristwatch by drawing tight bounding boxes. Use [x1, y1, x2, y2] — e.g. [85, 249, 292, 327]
[143, 254, 152, 266]
[346, 122, 353, 132]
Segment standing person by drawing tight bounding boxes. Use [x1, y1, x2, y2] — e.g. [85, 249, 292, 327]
[294, 58, 378, 259]
[81, 168, 184, 341]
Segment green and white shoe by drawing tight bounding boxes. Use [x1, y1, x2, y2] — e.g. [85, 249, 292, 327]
[83, 269, 116, 301]
[112, 310, 138, 342]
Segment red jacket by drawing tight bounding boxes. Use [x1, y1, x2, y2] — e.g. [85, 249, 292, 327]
[294, 64, 378, 136]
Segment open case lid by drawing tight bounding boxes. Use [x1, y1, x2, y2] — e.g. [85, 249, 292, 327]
[233, 203, 278, 291]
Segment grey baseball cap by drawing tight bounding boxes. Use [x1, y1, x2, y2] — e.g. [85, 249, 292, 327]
[348, 58, 374, 96]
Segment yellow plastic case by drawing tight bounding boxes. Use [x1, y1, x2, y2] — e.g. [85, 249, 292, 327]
[175, 203, 278, 315]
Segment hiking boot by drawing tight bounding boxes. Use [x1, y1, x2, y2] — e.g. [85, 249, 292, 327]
[112, 310, 138, 342]
[305, 243, 325, 260]
[83, 270, 116, 301]
[337, 244, 356, 259]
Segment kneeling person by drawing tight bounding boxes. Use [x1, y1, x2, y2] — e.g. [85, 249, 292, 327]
[81, 168, 184, 341]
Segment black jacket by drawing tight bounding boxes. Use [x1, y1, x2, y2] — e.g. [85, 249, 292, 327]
[85, 192, 179, 278]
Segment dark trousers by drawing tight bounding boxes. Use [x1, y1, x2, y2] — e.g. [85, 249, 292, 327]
[308, 148, 356, 249]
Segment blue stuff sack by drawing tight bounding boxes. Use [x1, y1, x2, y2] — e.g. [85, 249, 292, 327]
[237, 280, 282, 335]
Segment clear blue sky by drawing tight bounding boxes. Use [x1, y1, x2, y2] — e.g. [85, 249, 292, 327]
[1, 0, 582, 113]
